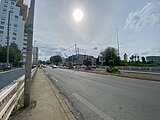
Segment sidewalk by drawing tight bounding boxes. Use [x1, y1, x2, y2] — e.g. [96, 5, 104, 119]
[12, 68, 75, 120]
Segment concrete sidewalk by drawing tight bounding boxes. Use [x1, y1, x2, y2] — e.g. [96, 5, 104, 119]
[12, 68, 75, 120]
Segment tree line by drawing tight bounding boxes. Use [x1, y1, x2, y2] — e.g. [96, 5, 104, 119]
[0, 43, 22, 67]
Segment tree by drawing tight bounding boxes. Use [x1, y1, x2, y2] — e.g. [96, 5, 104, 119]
[0, 43, 22, 66]
[141, 57, 146, 63]
[108, 60, 114, 67]
[137, 56, 140, 62]
[83, 58, 92, 70]
[83, 58, 92, 67]
[9, 43, 22, 64]
[130, 55, 134, 62]
[100, 47, 121, 65]
[50, 55, 62, 65]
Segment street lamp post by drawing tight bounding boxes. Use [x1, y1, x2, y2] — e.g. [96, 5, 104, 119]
[24, 0, 35, 107]
[6, 11, 11, 68]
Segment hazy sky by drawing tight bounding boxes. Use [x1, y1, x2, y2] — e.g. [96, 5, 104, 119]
[24, 0, 160, 60]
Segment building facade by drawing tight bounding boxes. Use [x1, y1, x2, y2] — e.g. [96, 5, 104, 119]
[124, 53, 128, 62]
[146, 56, 160, 62]
[32, 46, 38, 65]
[0, 0, 28, 62]
[65, 54, 96, 66]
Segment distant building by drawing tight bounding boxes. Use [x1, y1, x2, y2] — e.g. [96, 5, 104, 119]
[124, 53, 128, 62]
[32, 47, 38, 65]
[146, 56, 160, 62]
[65, 54, 96, 66]
[0, 0, 28, 62]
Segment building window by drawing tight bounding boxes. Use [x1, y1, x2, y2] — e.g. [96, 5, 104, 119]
[5, 0, 8, 3]
[23, 43, 27, 46]
[11, 1, 14, 5]
[0, 26, 4, 29]
[15, 15, 18, 19]
[10, 6, 14, 9]
[13, 32, 17, 36]
[12, 37, 16, 40]
[14, 24, 17, 27]
[1, 21, 5, 24]
[0, 31, 3, 34]
[1, 17, 5, 21]
[3, 9, 7, 12]
[4, 4, 7, 7]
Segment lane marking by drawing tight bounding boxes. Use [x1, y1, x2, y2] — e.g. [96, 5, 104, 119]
[72, 93, 114, 120]
[46, 72, 48, 75]
[52, 76, 58, 82]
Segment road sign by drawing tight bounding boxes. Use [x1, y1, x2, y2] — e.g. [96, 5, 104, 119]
[99, 56, 106, 63]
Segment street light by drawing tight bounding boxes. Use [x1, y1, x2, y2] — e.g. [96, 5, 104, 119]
[6, 11, 11, 68]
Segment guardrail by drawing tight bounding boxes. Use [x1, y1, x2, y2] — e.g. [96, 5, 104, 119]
[0, 67, 37, 120]
[117, 66, 160, 73]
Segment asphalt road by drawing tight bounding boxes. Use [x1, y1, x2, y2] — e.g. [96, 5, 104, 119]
[45, 67, 160, 120]
[0, 68, 25, 90]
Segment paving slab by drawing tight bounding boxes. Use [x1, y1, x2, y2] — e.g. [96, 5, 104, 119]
[11, 68, 75, 120]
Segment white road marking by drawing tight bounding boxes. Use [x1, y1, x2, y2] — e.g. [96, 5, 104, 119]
[72, 93, 114, 120]
[46, 72, 48, 75]
[52, 76, 58, 82]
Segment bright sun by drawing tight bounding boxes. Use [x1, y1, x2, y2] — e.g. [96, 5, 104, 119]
[73, 8, 84, 22]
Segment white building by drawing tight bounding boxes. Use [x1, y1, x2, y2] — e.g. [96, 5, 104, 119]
[0, 0, 27, 57]
[32, 46, 38, 65]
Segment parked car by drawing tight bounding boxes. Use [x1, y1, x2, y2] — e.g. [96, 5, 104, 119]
[52, 65, 57, 68]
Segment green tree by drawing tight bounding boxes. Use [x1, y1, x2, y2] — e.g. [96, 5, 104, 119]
[130, 55, 134, 62]
[100, 47, 121, 65]
[0, 43, 22, 66]
[137, 56, 140, 62]
[83, 58, 92, 67]
[50, 55, 62, 65]
[9, 43, 22, 64]
[141, 57, 146, 63]
[0, 45, 6, 62]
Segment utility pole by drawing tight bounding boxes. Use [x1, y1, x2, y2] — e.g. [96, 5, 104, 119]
[117, 28, 120, 56]
[75, 44, 77, 55]
[24, 0, 35, 107]
[6, 11, 11, 67]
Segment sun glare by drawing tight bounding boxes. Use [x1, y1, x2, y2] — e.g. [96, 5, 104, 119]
[73, 8, 84, 22]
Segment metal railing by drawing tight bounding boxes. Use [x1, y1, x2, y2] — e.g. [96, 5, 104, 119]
[117, 66, 160, 73]
[0, 67, 37, 120]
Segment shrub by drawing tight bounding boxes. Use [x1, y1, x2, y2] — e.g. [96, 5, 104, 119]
[108, 60, 114, 67]
[111, 67, 119, 73]
[106, 66, 119, 73]
[106, 66, 111, 72]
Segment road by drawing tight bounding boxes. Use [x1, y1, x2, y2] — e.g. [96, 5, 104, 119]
[0, 68, 25, 90]
[44, 67, 160, 120]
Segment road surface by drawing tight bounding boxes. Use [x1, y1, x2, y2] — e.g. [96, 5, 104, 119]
[44, 67, 160, 120]
[0, 68, 25, 90]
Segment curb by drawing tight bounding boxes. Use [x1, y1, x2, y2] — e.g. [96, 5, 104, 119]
[42, 69, 76, 120]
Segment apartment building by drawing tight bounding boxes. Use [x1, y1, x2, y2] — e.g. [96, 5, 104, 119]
[65, 54, 97, 66]
[0, 0, 28, 62]
[146, 56, 160, 62]
[32, 46, 38, 65]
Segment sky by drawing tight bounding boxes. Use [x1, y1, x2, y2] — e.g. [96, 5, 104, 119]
[24, 0, 160, 60]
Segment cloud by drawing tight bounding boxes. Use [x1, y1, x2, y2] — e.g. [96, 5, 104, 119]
[140, 51, 149, 55]
[124, 1, 160, 30]
[93, 47, 98, 50]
